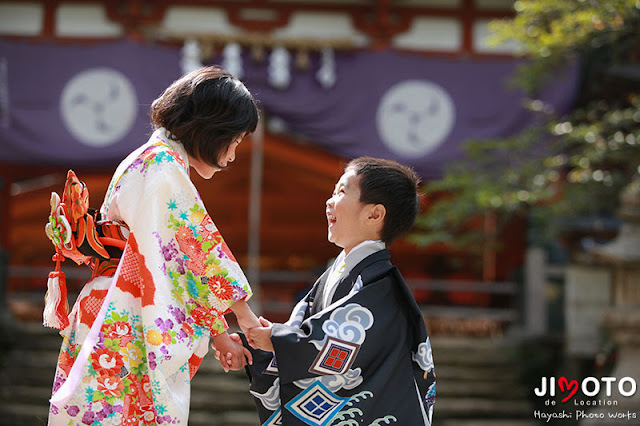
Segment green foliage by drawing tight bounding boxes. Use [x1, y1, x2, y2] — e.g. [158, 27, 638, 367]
[488, 0, 639, 94]
[412, 0, 640, 248]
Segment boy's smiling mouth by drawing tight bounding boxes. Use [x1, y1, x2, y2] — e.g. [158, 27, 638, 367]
[326, 211, 337, 227]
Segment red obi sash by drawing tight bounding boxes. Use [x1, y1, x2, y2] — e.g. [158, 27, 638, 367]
[44, 170, 128, 329]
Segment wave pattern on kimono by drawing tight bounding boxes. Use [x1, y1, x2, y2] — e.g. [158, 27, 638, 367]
[244, 250, 436, 426]
[48, 128, 252, 426]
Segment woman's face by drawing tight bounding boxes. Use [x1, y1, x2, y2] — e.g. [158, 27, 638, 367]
[188, 133, 247, 179]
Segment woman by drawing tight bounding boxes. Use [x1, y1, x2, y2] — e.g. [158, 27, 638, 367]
[46, 66, 261, 425]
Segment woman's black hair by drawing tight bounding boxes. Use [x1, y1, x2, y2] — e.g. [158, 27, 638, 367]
[150, 65, 259, 168]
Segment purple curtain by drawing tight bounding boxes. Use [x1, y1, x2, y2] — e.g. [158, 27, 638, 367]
[238, 50, 579, 178]
[0, 39, 578, 178]
[0, 39, 180, 167]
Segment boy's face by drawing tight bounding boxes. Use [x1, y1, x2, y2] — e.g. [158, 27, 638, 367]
[326, 169, 371, 253]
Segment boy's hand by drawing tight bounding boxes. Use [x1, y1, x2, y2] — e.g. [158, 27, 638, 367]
[211, 332, 253, 372]
[249, 316, 275, 353]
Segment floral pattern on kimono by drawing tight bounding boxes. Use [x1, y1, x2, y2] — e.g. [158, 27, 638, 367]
[48, 128, 251, 426]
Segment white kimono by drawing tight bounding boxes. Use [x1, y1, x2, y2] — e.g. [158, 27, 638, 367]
[48, 129, 252, 425]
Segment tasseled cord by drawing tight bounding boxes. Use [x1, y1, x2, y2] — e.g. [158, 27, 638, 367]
[43, 251, 70, 330]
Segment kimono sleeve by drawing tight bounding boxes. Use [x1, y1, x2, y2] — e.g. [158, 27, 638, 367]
[269, 275, 401, 386]
[113, 155, 252, 337]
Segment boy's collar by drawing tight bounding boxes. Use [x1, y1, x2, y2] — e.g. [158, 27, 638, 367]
[342, 240, 385, 258]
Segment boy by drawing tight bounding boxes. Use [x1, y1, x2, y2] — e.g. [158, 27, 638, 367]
[246, 157, 435, 425]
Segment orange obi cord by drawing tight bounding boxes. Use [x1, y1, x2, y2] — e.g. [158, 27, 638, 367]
[98, 237, 126, 250]
[90, 257, 122, 279]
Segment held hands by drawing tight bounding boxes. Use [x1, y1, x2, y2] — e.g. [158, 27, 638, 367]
[211, 332, 253, 372]
[248, 316, 274, 353]
[213, 302, 276, 373]
[216, 316, 275, 354]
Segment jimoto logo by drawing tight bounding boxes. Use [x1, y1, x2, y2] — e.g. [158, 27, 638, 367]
[533, 376, 638, 422]
[535, 376, 636, 402]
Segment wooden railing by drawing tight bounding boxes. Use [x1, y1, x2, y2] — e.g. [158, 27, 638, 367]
[8, 263, 532, 336]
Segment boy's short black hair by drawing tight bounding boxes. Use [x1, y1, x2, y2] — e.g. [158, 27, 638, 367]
[150, 65, 259, 168]
[346, 156, 421, 244]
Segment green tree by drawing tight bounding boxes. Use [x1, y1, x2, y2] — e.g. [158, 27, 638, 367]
[412, 0, 640, 250]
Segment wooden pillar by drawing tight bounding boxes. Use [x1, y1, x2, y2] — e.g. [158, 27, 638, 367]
[247, 115, 264, 314]
[460, 0, 475, 55]
[42, 0, 57, 39]
[525, 246, 547, 336]
[482, 210, 496, 282]
[0, 171, 12, 322]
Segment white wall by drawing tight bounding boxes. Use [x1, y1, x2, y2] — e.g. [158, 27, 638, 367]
[0, 0, 516, 54]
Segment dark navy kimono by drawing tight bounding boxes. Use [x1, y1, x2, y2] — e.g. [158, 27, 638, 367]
[242, 249, 436, 426]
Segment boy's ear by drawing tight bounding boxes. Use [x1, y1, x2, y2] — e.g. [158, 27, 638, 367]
[366, 204, 386, 226]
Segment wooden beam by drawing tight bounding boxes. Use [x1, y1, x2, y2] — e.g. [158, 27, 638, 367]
[0, 0, 514, 57]
[42, 0, 57, 39]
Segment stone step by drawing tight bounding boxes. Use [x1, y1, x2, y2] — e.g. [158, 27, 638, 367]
[436, 365, 522, 383]
[6, 348, 59, 368]
[7, 322, 63, 350]
[0, 402, 50, 426]
[3, 351, 57, 387]
[436, 381, 529, 399]
[190, 360, 257, 414]
[9, 324, 524, 364]
[190, 373, 252, 395]
[1, 321, 536, 425]
[0, 385, 52, 408]
[438, 420, 538, 426]
[192, 364, 529, 399]
[432, 347, 519, 366]
[190, 390, 256, 413]
[431, 336, 521, 350]
[189, 409, 260, 426]
[0, 400, 532, 426]
[435, 397, 532, 419]
[3, 367, 56, 389]
[430, 337, 521, 363]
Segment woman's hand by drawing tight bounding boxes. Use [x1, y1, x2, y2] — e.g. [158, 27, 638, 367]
[230, 300, 261, 347]
[211, 332, 252, 372]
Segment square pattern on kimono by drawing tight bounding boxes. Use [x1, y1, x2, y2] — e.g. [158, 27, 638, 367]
[309, 336, 360, 376]
[263, 355, 279, 376]
[285, 380, 349, 426]
[264, 407, 283, 426]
